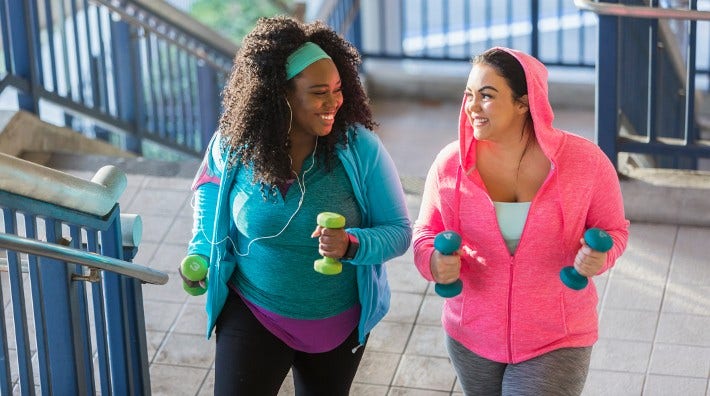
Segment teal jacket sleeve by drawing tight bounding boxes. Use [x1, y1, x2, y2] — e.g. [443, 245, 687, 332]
[342, 127, 412, 265]
[188, 133, 225, 258]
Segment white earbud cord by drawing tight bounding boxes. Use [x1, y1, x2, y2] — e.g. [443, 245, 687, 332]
[192, 138, 318, 257]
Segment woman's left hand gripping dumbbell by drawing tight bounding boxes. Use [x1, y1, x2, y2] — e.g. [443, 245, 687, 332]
[560, 228, 612, 290]
[179, 254, 208, 296]
[574, 238, 607, 276]
[311, 212, 350, 275]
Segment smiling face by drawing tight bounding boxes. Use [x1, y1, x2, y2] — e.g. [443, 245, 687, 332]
[464, 63, 529, 143]
[285, 58, 343, 140]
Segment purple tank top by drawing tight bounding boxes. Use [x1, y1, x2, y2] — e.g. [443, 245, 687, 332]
[233, 286, 360, 353]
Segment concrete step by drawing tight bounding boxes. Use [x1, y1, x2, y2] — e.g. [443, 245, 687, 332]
[20, 151, 201, 178]
[619, 164, 710, 226]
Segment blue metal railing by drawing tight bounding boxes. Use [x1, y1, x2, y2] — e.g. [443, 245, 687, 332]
[325, 0, 710, 170]
[0, 156, 167, 395]
[0, 0, 235, 159]
[4, 0, 709, 168]
[325, 0, 707, 83]
[327, 0, 598, 68]
[586, 0, 710, 169]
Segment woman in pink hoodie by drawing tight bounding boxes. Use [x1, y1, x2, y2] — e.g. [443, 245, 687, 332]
[412, 47, 629, 395]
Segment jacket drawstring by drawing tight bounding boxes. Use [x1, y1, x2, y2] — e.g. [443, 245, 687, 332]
[351, 343, 364, 354]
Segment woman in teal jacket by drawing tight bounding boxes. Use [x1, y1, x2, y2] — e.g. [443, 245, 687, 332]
[184, 17, 411, 395]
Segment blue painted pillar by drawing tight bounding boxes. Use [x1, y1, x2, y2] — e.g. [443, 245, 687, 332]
[4, 0, 42, 112]
[100, 210, 132, 396]
[530, 0, 540, 59]
[110, 19, 143, 154]
[37, 221, 84, 394]
[595, 0, 620, 167]
[351, 5, 363, 52]
[197, 64, 220, 152]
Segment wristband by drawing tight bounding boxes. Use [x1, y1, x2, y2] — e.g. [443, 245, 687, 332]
[342, 233, 359, 260]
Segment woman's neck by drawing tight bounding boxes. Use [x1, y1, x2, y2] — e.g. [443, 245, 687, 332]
[479, 125, 534, 165]
[288, 133, 317, 175]
[475, 123, 544, 202]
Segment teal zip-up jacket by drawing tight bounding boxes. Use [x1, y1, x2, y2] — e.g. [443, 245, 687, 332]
[188, 124, 412, 344]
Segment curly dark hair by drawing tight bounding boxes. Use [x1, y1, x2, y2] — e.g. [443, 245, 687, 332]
[218, 16, 375, 193]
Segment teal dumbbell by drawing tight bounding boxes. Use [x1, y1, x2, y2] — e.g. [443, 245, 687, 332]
[180, 254, 208, 296]
[314, 212, 345, 275]
[433, 231, 463, 298]
[560, 228, 613, 290]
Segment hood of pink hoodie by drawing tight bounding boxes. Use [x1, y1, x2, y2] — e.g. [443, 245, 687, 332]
[458, 47, 564, 171]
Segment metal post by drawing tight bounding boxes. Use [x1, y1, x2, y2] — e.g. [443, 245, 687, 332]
[0, 211, 16, 395]
[110, 19, 142, 154]
[5, 0, 42, 112]
[685, 0, 698, 169]
[595, 0, 620, 167]
[38, 220, 83, 394]
[197, 63, 220, 152]
[101, 211, 132, 396]
[531, 0, 539, 58]
[3, 208, 37, 395]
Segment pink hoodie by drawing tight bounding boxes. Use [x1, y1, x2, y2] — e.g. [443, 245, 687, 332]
[413, 47, 629, 364]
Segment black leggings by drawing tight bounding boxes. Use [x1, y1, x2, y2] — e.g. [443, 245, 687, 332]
[213, 291, 366, 396]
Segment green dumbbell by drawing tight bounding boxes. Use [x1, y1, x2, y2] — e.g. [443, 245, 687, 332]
[314, 212, 346, 275]
[180, 254, 208, 296]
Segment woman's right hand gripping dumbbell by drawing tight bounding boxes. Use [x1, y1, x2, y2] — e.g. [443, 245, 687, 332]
[179, 254, 208, 296]
[430, 231, 463, 298]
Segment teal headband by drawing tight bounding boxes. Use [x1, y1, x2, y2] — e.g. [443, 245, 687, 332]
[286, 42, 331, 80]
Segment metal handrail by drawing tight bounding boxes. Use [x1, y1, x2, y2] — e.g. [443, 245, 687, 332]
[574, 0, 710, 20]
[90, 0, 236, 72]
[0, 232, 168, 285]
[0, 152, 126, 217]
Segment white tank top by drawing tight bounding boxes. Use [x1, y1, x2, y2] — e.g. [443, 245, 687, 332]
[493, 201, 531, 255]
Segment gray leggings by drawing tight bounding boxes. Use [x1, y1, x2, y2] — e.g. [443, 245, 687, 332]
[446, 335, 592, 396]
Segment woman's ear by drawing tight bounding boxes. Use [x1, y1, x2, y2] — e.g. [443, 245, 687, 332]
[516, 94, 529, 115]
